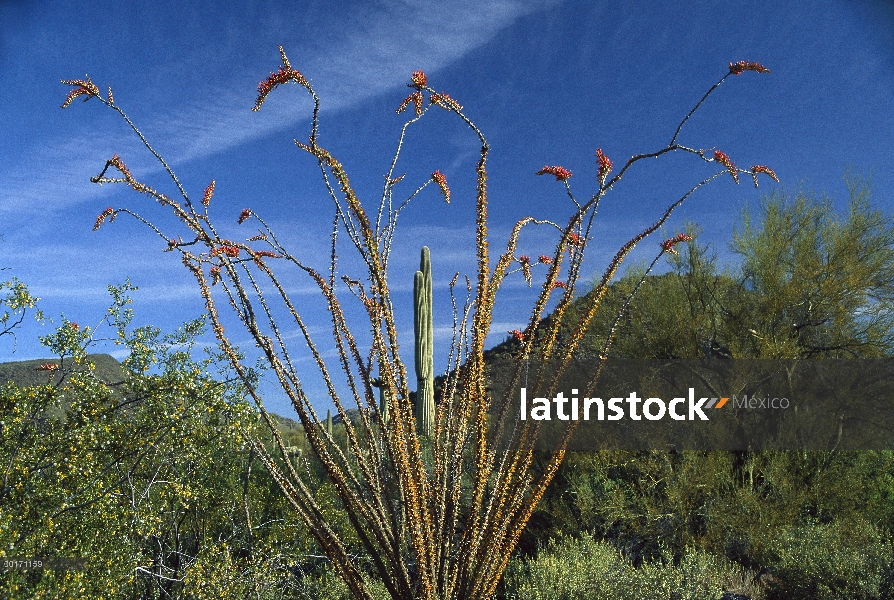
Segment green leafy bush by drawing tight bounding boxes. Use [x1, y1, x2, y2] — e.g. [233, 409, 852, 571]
[503, 534, 759, 600]
[766, 519, 893, 600]
[0, 283, 329, 598]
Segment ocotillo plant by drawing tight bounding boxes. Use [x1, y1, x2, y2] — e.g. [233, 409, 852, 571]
[415, 246, 435, 437]
[65, 51, 776, 599]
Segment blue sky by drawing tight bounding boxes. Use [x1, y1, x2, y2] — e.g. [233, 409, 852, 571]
[1, 1, 892, 416]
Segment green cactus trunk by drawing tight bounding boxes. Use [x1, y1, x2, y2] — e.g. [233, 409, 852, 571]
[414, 246, 435, 437]
[326, 409, 333, 437]
[378, 365, 389, 426]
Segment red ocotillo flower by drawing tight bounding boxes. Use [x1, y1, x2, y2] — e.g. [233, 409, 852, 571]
[518, 255, 532, 285]
[596, 148, 612, 184]
[202, 180, 216, 207]
[552, 280, 567, 289]
[254, 65, 307, 111]
[397, 91, 424, 116]
[36, 362, 59, 371]
[538, 255, 553, 265]
[432, 170, 450, 203]
[213, 245, 240, 258]
[411, 70, 427, 88]
[661, 232, 693, 255]
[749, 165, 779, 188]
[536, 166, 572, 182]
[729, 61, 770, 75]
[60, 77, 101, 108]
[210, 266, 222, 286]
[238, 208, 252, 224]
[252, 249, 279, 266]
[109, 154, 134, 182]
[253, 47, 308, 112]
[93, 207, 115, 231]
[508, 329, 525, 342]
[430, 91, 462, 111]
[713, 150, 739, 184]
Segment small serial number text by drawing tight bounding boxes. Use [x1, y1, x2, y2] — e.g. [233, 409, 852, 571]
[2, 557, 87, 571]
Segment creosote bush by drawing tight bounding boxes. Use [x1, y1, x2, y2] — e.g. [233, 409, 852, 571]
[62, 50, 776, 599]
[503, 534, 764, 600]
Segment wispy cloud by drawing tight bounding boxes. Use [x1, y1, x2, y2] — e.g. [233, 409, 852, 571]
[32, 282, 198, 303]
[163, 1, 551, 162]
[0, 130, 145, 219]
[1, 0, 557, 222]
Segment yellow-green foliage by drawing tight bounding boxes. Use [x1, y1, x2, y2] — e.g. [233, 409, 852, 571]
[768, 518, 893, 600]
[503, 534, 759, 600]
[529, 449, 894, 600]
[0, 364, 261, 598]
[0, 290, 336, 598]
[0, 277, 43, 345]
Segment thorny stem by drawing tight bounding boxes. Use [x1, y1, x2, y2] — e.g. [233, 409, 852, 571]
[670, 72, 733, 146]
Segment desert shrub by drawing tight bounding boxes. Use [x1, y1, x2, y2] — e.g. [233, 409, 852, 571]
[526, 449, 894, 599]
[288, 566, 391, 600]
[0, 285, 318, 598]
[503, 534, 758, 600]
[765, 518, 893, 600]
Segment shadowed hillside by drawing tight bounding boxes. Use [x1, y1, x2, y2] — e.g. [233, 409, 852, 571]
[0, 353, 128, 388]
[0, 353, 315, 432]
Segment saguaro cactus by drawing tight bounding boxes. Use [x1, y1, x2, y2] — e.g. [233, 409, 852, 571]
[377, 367, 389, 426]
[414, 246, 435, 436]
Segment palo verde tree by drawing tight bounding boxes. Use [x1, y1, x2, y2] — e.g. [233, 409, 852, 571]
[1, 283, 369, 599]
[62, 51, 777, 599]
[729, 175, 894, 358]
[582, 182, 894, 413]
[594, 174, 894, 361]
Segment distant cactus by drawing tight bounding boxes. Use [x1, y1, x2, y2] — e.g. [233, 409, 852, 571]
[284, 445, 303, 466]
[326, 408, 333, 437]
[415, 246, 435, 436]
[377, 369, 389, 426]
